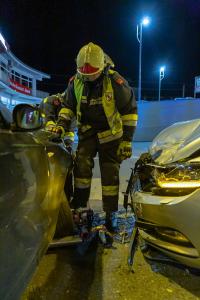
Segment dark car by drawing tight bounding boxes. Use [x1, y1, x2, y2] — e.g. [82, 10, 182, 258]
[0, 102, 75, 300]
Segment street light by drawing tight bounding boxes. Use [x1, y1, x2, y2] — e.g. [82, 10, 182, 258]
[158, 66, 165, 101]
[137, 17, 150, 102]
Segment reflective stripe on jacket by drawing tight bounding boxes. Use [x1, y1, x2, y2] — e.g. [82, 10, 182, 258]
[58, 71, 138, 143]
[121, 113, 138, 127]
[74, 72, 123, 143]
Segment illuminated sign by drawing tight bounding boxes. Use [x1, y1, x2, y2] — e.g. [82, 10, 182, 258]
[0, 33, 8, 51]
[10, 79, 31, 95]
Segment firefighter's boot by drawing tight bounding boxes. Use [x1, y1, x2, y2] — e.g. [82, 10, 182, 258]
[105, 212, 118, 234]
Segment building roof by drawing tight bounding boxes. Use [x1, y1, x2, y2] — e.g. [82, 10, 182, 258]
[8, 51, 50, 80]
[0, 32, 50, 80]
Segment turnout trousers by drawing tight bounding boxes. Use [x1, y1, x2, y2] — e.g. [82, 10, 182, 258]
[71, 134, 121, 213]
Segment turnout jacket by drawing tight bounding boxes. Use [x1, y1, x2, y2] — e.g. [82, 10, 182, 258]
[58, 70, 138, 143]
[39, 93, 75, 138]
[39, 94, 63, 123]
[39, 94, 65, 124]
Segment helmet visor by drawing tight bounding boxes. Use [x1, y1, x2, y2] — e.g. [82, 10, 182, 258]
[77, 63, 100, 75]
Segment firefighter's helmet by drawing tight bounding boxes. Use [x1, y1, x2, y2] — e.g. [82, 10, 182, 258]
[76, 42, 105, 76]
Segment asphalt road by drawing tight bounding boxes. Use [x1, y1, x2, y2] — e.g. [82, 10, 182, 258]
[22, 236, 200, 300]
[21, 143, 200, 300]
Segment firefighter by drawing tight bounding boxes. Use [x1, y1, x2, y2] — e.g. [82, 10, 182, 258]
[39, 92, 75, 142]
[53, 42, 138, 232]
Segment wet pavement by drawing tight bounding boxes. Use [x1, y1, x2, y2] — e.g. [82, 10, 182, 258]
[21, 143, 200, 300]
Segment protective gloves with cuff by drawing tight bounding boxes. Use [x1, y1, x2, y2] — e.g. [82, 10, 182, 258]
[45, 121, 65, 138]
[117, 141, 132, 161]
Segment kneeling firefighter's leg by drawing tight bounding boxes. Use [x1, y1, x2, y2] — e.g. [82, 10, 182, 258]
[99, 140, 121, 215]
[71, 137, 97, 209]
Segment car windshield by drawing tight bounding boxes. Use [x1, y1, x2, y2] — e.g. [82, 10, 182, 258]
[0, 101, 12, 129]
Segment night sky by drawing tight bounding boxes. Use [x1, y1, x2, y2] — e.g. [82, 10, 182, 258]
[1, 0, 200, 98]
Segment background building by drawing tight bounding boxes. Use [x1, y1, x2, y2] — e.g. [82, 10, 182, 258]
[0, 32, 50, 109]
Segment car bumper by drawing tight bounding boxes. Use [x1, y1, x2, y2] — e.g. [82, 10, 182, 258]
[133, 189, 200, 269]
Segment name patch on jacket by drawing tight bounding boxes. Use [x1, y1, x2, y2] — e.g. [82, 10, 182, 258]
[105, 92, 112, 102]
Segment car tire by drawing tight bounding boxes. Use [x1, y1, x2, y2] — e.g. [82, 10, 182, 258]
[54, 192, 74, 239]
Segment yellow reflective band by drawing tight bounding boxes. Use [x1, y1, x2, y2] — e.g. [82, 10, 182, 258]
[102, 185, 119, 196]
[75, 178, 91, 189]
[80, 124, 92, 133]
[82, 96, 87, 99]
[122, 120, 138, 126]
[98, 129, 123, 144]
[90, 98, 102, 105]
[59, 108, 75, 120]
[43, 97, 48, 103]
[121, 114, 138, 121]
[98, 129, 112, 138]
[41, 113, 46, 118]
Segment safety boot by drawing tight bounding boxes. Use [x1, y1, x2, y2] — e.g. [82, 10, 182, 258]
[105, 212, 118, 234]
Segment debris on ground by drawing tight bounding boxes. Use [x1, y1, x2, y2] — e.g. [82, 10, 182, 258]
[73, 208, 135, 250]
[91, 208, 135, 245]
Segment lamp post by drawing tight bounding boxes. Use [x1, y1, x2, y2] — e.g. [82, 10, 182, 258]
[158, 66, 165, 101]
[137, 17, 150, 102]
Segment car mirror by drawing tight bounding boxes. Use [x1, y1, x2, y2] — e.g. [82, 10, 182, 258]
[12, 104, 43, 130]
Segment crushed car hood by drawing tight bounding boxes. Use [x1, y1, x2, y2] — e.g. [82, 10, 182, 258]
[150, 119, 200, 165]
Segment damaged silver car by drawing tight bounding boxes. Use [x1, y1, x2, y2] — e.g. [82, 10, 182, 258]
[129, 119, 200, 269]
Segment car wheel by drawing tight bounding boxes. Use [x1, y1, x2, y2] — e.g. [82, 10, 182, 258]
[54, 191, 74, 239]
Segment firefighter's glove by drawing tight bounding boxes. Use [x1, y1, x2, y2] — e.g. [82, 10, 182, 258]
[45, 121, 65, 138]
[117, 141, 132, 161]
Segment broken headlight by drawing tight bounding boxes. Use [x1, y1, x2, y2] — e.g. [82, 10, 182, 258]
[154, 163, 200, 189]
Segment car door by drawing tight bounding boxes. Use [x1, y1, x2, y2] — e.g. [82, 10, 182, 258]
[0, 126, 56, 300]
